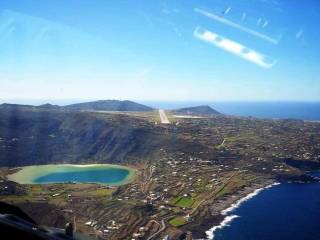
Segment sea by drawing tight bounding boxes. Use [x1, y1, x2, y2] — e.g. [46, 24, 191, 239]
[143, 101, 320, 121]
[2, 100, 320, 121]
[143, 101, 320, 240]
[206, 173, 320, 240]
[3, 100, 320, 238]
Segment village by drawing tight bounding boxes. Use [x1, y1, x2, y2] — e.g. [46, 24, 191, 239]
[1, 111, 320, 239]
[52, 113, 320, 239]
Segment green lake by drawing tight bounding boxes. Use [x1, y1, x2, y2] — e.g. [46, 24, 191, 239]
[7, 164, 135, 185]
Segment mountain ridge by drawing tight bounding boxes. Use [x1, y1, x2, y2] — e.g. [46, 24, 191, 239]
[64, 100, 154, 112]
[173, 105, 221, 116]
[0, 100, 154, 112]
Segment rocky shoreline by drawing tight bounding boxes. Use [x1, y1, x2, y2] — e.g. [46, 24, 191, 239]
[187, 171, 320, 239]
[185, 180, 276, 239]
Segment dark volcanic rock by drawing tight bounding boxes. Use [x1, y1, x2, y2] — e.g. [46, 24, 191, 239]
[182, 214, 225, 239]
[17, 202, 67, 229]
[0, 181, 26, 196]
[276, 173, 319, 183]
[0, 106, 200, 167]
[284, 158, 320, 171]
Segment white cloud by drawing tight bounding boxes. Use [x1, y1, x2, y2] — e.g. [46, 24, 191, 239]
[194, 27, 276, 69]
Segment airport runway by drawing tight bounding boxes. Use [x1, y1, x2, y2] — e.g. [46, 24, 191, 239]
[158, 109, 170, 124]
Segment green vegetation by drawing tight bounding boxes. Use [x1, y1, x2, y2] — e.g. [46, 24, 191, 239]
[65, 100, 153, 112]
[84, 188, 114, 197]
[224, 134, 263, 145]
[193, 181, 208, 193]
[215, 186, 231, 198]
[169, 217, 186, 227]
[176, 196, 194, 208]
[171, 196, 195, 208]
[1, 102, 320, 239]
[0, 194, 34, 203]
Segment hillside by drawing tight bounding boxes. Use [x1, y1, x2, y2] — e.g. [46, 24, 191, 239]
[64, 100, 153, 111]
[174, 105, 221, 116]
[0, 100, 153, 112]
[1, 104, 320, 240]
[0, 103, 36, 111]
[37, 103, 61, 110]
[0, 106, 193, 167]
[1, 105, 319, 171]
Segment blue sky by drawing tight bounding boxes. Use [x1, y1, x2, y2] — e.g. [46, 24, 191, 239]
[0, 0, 319, 102]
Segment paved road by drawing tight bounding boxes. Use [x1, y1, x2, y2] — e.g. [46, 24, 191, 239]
[146, 219, 166, 240]
[158, 109, 170, 124]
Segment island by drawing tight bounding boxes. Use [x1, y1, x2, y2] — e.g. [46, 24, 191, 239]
[0, 100, 319, 240]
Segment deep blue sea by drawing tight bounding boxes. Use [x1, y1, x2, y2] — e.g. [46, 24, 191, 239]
[143, 101, 320, 121]
[208, 172, 320, 240]
[148, 102, 320, 239]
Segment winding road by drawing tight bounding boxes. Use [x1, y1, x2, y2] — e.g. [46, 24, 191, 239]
[146, 219, 166, 240]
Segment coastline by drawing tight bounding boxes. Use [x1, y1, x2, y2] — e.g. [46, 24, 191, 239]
[6, 163, 136, 185]
[204, 182, 280, 240]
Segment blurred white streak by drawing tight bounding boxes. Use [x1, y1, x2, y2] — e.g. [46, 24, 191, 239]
[223, 7, 232, 15]
[295, 29, 304, 39]
[241, 13, 247, 22]
[193, 27, 276, 69]
[262, 20, 269, 28]
[194, 8, 278, 45]
[257, 18, 262, 26]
